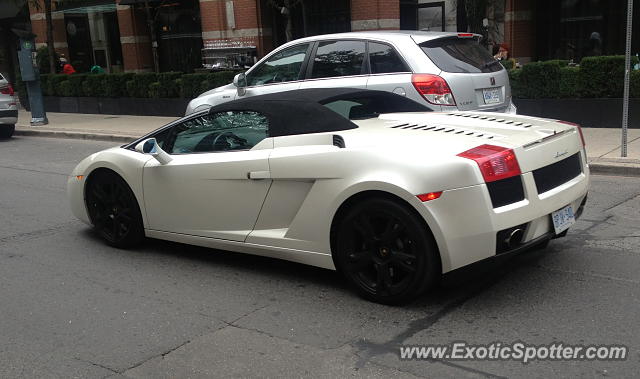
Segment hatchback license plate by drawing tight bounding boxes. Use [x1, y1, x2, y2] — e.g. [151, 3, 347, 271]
[483, 88, 500, 104]
[551, 205, 575, 234]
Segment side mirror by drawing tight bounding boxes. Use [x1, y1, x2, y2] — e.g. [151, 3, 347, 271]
[233, 72, 247, 97]
[135, 138, 172, 165]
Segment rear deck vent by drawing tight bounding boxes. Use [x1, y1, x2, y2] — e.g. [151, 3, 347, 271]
[390, 123, 409, 129]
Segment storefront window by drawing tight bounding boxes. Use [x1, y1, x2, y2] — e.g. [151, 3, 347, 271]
[535, 0, 638, 61]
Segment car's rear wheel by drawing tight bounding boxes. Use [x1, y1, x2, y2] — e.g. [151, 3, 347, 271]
[85, 170, 144, 248]
[0, 124, 15, 139]
[334, 198, 440, 304]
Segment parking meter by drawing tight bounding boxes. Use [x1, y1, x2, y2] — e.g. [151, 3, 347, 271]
[13, 29, 48, 125]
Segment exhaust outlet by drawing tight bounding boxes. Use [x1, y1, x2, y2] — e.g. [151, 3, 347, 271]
[504, 228, 524, 248]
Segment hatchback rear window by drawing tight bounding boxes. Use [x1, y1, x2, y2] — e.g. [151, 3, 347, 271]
[419, 37, 502, 73]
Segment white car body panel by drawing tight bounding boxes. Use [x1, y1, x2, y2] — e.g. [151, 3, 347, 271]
[68, 107, 589, 274]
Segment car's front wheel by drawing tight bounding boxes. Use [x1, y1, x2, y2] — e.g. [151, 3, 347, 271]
[0, 124, 15, 139]
[85, 170, 144, 248]
[334, 198, 440, 304]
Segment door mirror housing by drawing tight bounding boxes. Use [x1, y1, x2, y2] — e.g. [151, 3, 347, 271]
[135, 138, 172, 165]
[233, 72, 247, 97]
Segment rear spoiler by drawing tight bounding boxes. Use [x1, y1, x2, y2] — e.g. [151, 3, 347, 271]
[411, 32, 483, 45]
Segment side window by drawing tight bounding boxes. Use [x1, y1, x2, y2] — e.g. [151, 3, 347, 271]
[311, 40, 366, 79]
[368, 42, 410, 74]
[246, 44, 309, 86]
[168, 111, 269, 154]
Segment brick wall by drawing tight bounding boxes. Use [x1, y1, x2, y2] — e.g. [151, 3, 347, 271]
[504, 0, 534, 63]
[115, 1, 153, 72]
[28, 0, 69, 58]
[350, 0, 399, 31]
[199, 0, 271, 58]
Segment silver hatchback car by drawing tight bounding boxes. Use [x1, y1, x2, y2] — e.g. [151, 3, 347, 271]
[186, 31, 516, 115]
[0, 72, 18, 139]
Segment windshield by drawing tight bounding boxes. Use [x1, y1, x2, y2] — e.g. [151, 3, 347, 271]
[420, 37, 502, 73]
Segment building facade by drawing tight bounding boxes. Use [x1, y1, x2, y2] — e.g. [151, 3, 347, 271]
[23, 0, 638, 73]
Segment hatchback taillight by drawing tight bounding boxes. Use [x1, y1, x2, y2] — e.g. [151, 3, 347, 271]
[457, 144, 521, 183]
[0, 84, 14, 96]
[411, 74, 456, 106]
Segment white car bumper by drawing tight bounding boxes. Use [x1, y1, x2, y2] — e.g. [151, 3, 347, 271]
[424, 162, 589, 272]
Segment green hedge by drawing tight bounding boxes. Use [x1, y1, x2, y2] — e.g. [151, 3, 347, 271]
[510, 55, 640, 99]
[104, 73, 134, 98]
[83, 74, 107, 97]
[36, 70, 240, 99]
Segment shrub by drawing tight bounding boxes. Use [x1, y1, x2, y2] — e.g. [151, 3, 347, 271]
[125, 72, 157, 98]
[579, 55, 638, 98]
[517, 60, 569, 98]
[58, 80, 73, 97]
[67, 74, 87, 97]
[104, 73, 134, 97]
[508, 69, 523, 98]
[558, 67, 581, 98]
[148, 81, 162, 98]
[500, 59, 515, 70]
[157, 72, 183, 98]
[631, 70, 640, 99]
[179, 73, 208, 98]
[83, 74, 107, 97]
[48, 74, 68, 96]
[36, 46, 59, 74]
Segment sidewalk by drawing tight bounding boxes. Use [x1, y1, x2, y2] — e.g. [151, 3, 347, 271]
[14, 110, 640, 176]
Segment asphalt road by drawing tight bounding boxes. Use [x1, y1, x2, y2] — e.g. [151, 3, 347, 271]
[1, 136, 639, 378]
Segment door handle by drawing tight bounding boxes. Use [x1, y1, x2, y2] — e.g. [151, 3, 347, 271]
[247, 170, 271, 180]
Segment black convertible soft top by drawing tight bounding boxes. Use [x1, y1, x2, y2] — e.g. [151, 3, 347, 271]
[207, 88, 431, 137]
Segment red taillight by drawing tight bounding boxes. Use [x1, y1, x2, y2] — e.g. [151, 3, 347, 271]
[411, 74, 456, 106]
[0, 84, 14, 96]
[417, 191, 443, 202]
[457, 144, 521, 183]
[557, 120, 585, 147]
[457, 33, 474, 38]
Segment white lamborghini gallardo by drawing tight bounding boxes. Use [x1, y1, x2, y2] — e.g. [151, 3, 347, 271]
[68, 89, 589, 303]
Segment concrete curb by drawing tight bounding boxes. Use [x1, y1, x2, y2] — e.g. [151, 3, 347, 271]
[588, 162, 640, 177]
[15, 128, 136, 143]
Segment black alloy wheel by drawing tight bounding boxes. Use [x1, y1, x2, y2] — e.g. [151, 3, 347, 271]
[85, 170, 144, 248]
[335, 198, 440, 304]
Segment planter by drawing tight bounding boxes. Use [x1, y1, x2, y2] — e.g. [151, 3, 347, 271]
[43, 96, 190, 117]
[514, 98, 640, 128]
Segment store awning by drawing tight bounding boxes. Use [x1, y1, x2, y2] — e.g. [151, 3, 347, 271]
[53, 0, 117, 14]
[118, 0, 164, 6]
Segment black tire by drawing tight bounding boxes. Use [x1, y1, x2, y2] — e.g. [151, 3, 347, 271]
[334, 198, 441, 304]
[85, 170, 144, 248]
[0, 124, 15, 139]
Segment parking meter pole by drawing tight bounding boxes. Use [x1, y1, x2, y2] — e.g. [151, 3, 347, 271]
[25, 80, 47, 125]
[14, 31, 48, 126]
[621, 0, 633, 158]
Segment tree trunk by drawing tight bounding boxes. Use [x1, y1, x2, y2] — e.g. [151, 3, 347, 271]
[44, 0, 56, 73]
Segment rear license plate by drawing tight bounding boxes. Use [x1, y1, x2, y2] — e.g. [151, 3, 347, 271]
[482, 88, 500, 104]
[551, 205, 575, 234]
